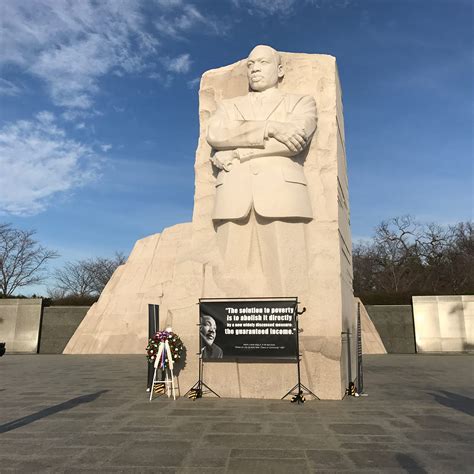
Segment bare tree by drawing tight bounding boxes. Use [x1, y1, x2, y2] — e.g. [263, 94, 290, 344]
[371, 215, 424, 293]
[353, 216, 474, 302]
[88, 253, 126, 295]
[51, 252, 126, 298]
[52, 260, 96, 297]
[352, 241, 378, 295]
[0, 223, 59, 296]
[418, 222, 451, 293]
[440, 222, 474, 294]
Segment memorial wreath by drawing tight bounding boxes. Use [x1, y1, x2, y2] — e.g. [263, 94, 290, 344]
[146, 330, 184, 368]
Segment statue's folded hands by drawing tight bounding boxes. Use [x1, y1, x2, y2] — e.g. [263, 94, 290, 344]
[267, 121, 307, 153]
[211, 150, 240, 172]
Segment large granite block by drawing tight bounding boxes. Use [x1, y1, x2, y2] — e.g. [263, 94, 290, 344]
[0, 298, 43, 353]
[412, 295, 474, 352]
[365, 305, 416, 353]
[38, 306, 89, 354]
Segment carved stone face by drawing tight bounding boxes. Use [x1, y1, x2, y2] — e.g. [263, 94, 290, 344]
[200, 314, 216, 347]
[247, 45, 283, 92]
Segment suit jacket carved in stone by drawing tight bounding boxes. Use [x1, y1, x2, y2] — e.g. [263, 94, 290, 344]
[207, 89, 317, 220]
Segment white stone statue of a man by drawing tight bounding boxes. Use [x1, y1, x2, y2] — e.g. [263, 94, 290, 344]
[207, 44, 317, 221]
[206, 45, 317, 291]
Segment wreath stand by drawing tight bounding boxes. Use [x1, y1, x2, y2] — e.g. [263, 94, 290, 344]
[149, 339, 177, 401]
[281, 306, 319, 404]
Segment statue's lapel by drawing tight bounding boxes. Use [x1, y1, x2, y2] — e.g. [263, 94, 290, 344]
[261, 95, 284, 120]
[233, 97, 254, 120]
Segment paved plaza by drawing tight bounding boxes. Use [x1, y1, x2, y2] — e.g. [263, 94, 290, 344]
[0, 354, 473, 473]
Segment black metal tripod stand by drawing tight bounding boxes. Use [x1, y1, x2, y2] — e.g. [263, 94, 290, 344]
[185, 350, 220, 400]
[282, 306, 319, 404]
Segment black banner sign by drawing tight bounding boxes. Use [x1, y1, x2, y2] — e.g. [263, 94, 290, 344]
[199, 298, 298, 361]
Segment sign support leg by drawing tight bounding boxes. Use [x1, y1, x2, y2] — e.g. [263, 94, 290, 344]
[185, 352, 220, 400]
[282, 305, 319, 403]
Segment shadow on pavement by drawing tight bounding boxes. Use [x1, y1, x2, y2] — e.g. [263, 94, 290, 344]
[396, 453, 428, 473]
[429, 390, 474, 416]
[0, 390, 109, 433]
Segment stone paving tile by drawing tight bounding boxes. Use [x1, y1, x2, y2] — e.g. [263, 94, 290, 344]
[108, 440, 192, 467]
[64, 469, 181, 474]
[0, 454, 73, 472]
[69, 433, 131, 447]
[71, 447, 117, 467]
[339, 441, 407, 451]
[296, 423, 331, 435]
[329, 423, 387, 435]
[347, 450, 428, 471]
[177, 469, 226, 474]
[2, 419, 91, 434]
[227, 457, 310, 473]
[230, 448, 306, 458]
[264, 421, 299, 433]
[1, 439, 56, 453]
[182, 447, 231, 468]
[306, 449, 354, 470]
[168, 408, 232, 417]
[209, 422, 263, 433]
[43, 447, 90, 458]
[0, 354, 472, 472]
[201, 433, 334, 450]
[407, 414, 472, 429]
[404, 429, 469, 443]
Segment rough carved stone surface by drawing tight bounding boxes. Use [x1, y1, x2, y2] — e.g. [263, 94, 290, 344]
[65, 51, 358, 399]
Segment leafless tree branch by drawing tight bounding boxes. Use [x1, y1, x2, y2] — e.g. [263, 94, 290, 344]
[0, 223, 59, 296]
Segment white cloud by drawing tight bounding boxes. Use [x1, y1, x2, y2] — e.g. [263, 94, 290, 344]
[233, 0, 352, 16]
[148, 71, 174, 87]
[187, 77, 200, 89]
[162, 54, 192, 73]
[306, 0, 352, 7]
[154, 19, 180, 38]
[0, 78, 21, 96]
[155, 0, 183, 7]
[1, 1, 218, 110]
[101, 144, 113, 152]
[154, 4, 223, 39]
[232, 0, 297, 16]
[148, 71, 163, 80]
[1, 0, 159, 109]
[61, 109, 103, 122]
[0, 112, 102, 215]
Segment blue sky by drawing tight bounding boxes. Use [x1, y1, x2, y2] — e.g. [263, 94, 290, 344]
[0, 0, 472, 295]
